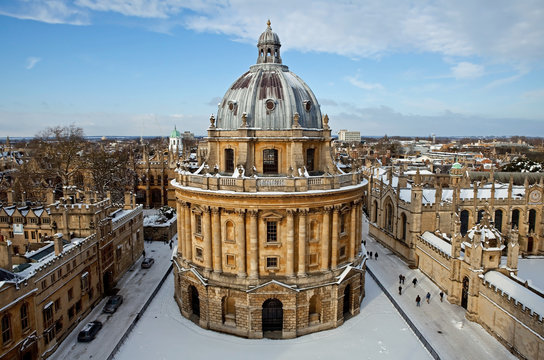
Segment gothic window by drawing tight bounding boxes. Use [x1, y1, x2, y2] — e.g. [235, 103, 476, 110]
[266, 221, 277, 242]
[372, 200, 378, 223]
[306, 148, 315, 172]
[149, 175, 154, 185]
[263, 149, 278, 174]
[225, 149, 234, 173]
[477, 209, 484, 224]
[385, 202, 393, 232]
[460, 210, 469, 236]
[494, 209, 503, 233]
[529, 209, 536, 233]
[511, 209, 520, 229]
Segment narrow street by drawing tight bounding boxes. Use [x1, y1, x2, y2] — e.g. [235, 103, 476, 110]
[49, 237, 176, 360]
[363, 216, 515, 360]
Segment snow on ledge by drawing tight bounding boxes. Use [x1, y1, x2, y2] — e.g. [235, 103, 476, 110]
[419, 231, 452, 257]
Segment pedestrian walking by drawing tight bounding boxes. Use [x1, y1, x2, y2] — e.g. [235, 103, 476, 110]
[416, 295, 421, 307]
[412, 278, 417, 287]
[426, 292, 431, 304]
[401, 275, 405, 284]
[367, 251, 369, 256]
[369, 251, 373, 259]
[169, 241, 172, 249]
[439, 291, 444, 302]
[143, 249, 146, 257]
[399, 286, 402, 295]
[399, 274, 403, 284]
[374, 252, 378, 260]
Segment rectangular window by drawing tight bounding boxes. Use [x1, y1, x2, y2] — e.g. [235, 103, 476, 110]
[266, 257, 278, 269]
[309, 253, 318, 266]
[68, 306, 75, 320]
[54, 298, 61, 312]
[195, 247, 203, 259]
[340, 214, 347, 233]
[68, 288, 73, 302]
[75, 300, 82, 314]
[31, 231, 36, 239]
[43, 328, 55, 345]
[0, 216, 9, 223]
[20, 304, 29, 331]
[195, 214, 202, 234]
[225, 148, 234, 173]
[43, 304, 53, 328]
[226, 254, 235, 267]
[41, 280, 47, 289]
[42, 217, 50, 224]
[81, 272, 89, 293]
[58, 268, 62, 278]
[306, 148, 315, 172]
[339, 245, 346, 258]
[1, 315, 11, 344]
[263, 149, 278, 174]
[51, 273, 56, 283]
[55, 319, 63, 333]
[266, 221, 277, 242]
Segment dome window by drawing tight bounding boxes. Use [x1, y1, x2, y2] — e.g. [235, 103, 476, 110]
[228, 101, 237, 111]
[265, 99, 276, 111]
[304, 100, 312, 112]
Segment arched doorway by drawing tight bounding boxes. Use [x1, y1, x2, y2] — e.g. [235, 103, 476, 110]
[461, 277, 469, 309]
[343, 284, 351, 317]
[528, 209, 536, 233]
[189, 286, 200, 317]
[262, 298, 283, 333]
[527, 237, 534, 253]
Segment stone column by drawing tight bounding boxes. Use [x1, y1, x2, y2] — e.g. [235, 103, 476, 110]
[249, 210, 259, 279]
[350, 203, 356, 260]
[320, 206, 331, 271]
[203, 207, 212, 272]
[184, 204, 192, 261]
[331, 206, 340, 269]
[236, 210, 247, 278]
[212, 207, 222, 273]
[286, 209, 295, 277]
[177, 200, 185, 257]
[298, 209, 308, 277]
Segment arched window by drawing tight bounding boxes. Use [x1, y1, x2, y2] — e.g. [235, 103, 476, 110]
[226, 221, 235, 242]
[308, 295, 321, 325]
[310, 220, 319, 242]
[222, 296, 236, 325]
[494, 209, 503, 233]
[372, 200, 378, 223]
[511, 209, 520, 229]
[529, 209, 536, 233]
[225, 149, 234, 173]
[20, 303, 29, 331]
[385, 202, 393, 232]
[340, 213, 347, 233]
[477, 209, 484, 224]
[460, 210, 469, 236]
[400, 213, 407, 241]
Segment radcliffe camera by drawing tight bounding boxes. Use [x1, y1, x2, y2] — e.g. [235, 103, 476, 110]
[0, 3, 543, 360]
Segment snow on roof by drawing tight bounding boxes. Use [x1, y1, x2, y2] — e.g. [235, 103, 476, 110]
[484, 271, 544, 319]
[420, 231, 452, 257]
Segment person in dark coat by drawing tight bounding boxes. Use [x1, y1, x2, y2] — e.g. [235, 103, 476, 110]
[369, 251, 373, 259]
[399, 274, 403, 284]
[401, 275, 405, 284]
[439, 291, 444, 302]
[412, 278, 417, 287]
[426, 292, 431, 303]
[374, 252, 378, 260]
[399, 286, 402, 295]
[416, 295, 421, 307]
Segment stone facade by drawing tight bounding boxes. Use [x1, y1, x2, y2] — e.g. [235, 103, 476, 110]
[172, 23, 366, 339]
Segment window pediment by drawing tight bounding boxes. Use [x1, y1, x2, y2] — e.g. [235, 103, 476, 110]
[261, 211, 283, 220]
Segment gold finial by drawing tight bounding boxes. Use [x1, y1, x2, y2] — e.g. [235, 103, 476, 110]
[267, 19, 271, 28]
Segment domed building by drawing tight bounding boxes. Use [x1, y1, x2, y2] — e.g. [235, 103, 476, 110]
[172, 21, 366, 339]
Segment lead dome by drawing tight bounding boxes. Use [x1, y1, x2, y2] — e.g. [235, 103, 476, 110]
[215, 21, 323, 130]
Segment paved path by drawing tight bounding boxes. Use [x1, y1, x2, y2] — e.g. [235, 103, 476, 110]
[49, 236, 177, 360]
[363, 217, 516, 360]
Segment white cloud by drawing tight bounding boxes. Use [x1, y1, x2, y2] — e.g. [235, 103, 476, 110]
[522, 89, 544, 101]
[25, 57, 42, 69]
[451, 62, 484, 79]
[346, 76, 384, 91]
[2, 1, 543, 63]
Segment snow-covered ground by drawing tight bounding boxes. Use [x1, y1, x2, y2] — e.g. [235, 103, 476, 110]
[114, 272, 432, 360]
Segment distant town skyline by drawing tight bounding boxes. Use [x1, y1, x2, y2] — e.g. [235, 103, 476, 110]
[1, 0, 543, 137]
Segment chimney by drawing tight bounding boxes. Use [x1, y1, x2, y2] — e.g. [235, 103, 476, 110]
[124, 192, 132, 210]
[54, 234, 63, 256]
[7, 190, 15, 205]
[0, 238, 13, 271]
[47, 188, 55, 205]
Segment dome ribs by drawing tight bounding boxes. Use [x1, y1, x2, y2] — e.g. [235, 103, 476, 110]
[231, 71, 252, 90]
[258, 71, 284, 100]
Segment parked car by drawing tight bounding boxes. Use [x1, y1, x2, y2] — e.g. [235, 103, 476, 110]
[77, 321, 102, 342]
[103, 295, 123, 313]
[141, 257, 155, 269]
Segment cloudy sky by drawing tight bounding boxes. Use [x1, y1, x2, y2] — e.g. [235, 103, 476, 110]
[1, 0, 543, 137]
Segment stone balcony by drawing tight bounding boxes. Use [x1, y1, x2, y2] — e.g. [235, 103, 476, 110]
[173, 170, 366, 193]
